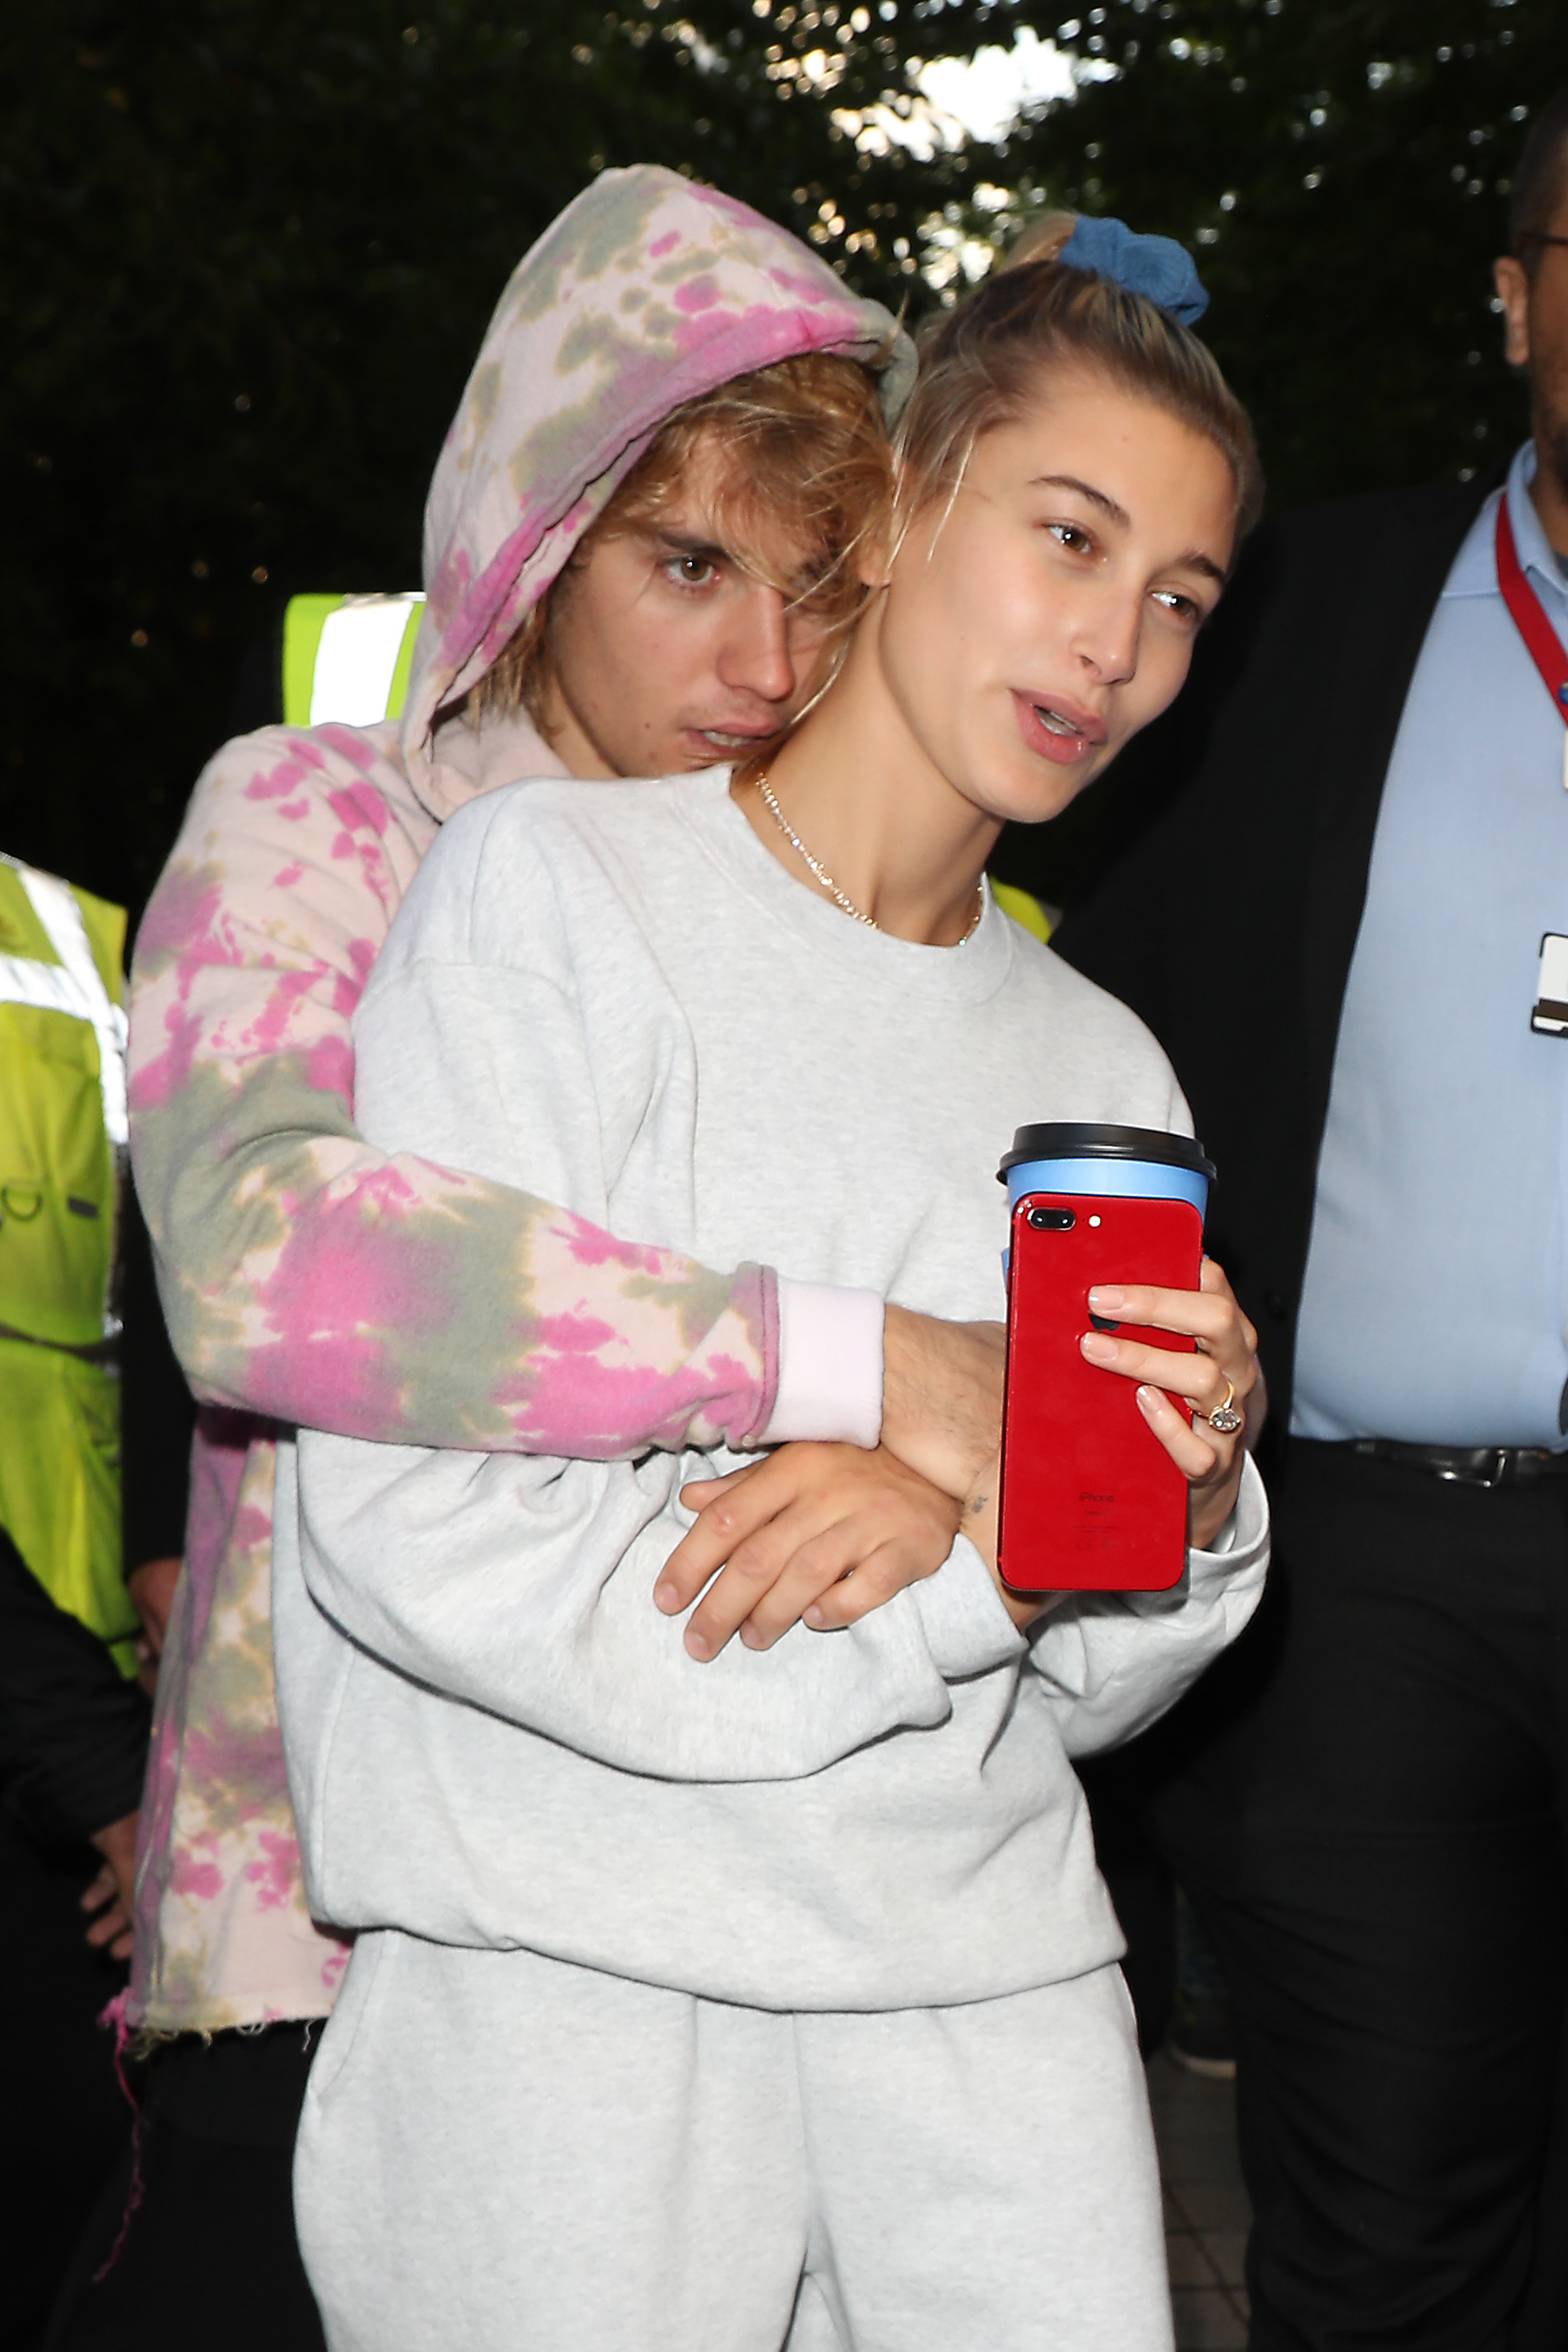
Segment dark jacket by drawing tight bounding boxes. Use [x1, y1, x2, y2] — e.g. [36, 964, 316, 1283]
[0, 1190, 186, 1850]
[0, 1524, 150, 1846]
[1049, 474, 1497, 1451]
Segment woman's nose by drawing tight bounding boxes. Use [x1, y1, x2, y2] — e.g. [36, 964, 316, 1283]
[1075, 595, 1141, 686]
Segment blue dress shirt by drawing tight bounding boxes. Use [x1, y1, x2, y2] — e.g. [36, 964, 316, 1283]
[1292, 443, 1568, 1446]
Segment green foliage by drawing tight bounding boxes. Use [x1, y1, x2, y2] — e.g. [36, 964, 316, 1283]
[1009, 0, 1568, 507]
[0, 0, 980, 908]
[2, 0, 1565, 913]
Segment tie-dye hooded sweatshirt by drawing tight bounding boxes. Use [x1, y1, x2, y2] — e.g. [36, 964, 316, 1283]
[125, 166, 914, 2033]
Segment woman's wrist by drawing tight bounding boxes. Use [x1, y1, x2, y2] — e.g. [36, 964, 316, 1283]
[1187, 1454, 1245, 1552]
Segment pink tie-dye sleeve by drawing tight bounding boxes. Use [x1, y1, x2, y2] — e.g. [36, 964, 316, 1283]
[128, 726, 777, 1459]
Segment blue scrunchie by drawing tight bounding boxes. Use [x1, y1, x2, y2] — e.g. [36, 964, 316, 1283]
[1056, 215, 1209, 326]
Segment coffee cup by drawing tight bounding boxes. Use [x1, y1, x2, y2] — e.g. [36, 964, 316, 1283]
[999, 1122, 1215, 1224]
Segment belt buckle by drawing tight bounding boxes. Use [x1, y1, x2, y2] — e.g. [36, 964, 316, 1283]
[1435, 1448, 1510, 1490]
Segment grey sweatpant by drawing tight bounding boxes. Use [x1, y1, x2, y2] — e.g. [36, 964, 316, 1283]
[295, 1934, 1173, 2352]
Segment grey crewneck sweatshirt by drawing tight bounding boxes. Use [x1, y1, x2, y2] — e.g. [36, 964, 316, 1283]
[274, 766, 1267, 2011]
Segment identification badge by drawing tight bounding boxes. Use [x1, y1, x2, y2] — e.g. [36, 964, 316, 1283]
[1532, 934, 1568, 1036]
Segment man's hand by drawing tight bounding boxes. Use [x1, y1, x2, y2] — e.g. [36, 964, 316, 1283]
[82, 1810, 139, 1961]
[655, 1442, 960, 1661]
[879, 1307, 1005, 1501]
[127, 1555, 182, 1693]
[127, 1555, 180, 1658]
[956, 1452, 1063, 1633]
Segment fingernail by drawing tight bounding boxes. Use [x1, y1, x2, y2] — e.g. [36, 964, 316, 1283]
[1088, 1286, 1124, 1312]
[654, 1582, 678, 1612]
[684, 1627, 711, 1659]
[804, 1605, 825, 1627]
[739, 1623, 766, 1649]
[1136, 1384, 1162, 1413]
[1081, 1332, 1117, 1364]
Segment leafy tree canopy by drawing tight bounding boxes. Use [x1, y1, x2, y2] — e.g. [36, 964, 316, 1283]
[3, 0, 1564, 911]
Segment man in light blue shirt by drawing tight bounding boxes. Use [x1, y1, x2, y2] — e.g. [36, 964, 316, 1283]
[1055, 91, 1568, 2352]
[1292, 436, 1568, 1448]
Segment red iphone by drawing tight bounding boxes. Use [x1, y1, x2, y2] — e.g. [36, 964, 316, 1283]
[996, 1190, 1203, 1594]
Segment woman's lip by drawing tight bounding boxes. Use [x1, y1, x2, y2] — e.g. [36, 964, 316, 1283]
[1010, 689, 1107, 766]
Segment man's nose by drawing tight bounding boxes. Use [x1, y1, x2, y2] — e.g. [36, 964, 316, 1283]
[717, 583, 797, 706]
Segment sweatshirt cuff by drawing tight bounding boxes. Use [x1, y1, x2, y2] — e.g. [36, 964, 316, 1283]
[912, 1536, 1026, 1678]
[755, 1279, 884, 1448]
[1190, 1449, 1267, 1565]
[1182, 1451, 1269, 1605]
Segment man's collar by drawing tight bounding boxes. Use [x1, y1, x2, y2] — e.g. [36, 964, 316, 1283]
[1442, 441, 1567, 602]
[1507, 440, 1568, 595]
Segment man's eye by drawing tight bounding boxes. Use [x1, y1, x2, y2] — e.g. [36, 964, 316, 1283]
[663, 554, 718, 587]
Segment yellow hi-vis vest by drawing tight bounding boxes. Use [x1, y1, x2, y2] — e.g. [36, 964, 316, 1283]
[0, 856, 137, 1674]
[280, 593, 1054, 942]
[283, 593, 425, 728]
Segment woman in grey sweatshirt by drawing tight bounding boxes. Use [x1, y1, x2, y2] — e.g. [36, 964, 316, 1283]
[276, 217, 1269, 2352]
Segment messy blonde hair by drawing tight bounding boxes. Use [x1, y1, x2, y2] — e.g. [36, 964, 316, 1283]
[894, 212, 1262, 547]
[476, 349, 894, 730]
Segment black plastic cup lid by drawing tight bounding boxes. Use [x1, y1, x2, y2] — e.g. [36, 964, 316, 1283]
[998, 1122, 1217, 1184]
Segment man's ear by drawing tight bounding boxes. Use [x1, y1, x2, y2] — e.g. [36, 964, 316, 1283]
[1494, 255, 1532, 370]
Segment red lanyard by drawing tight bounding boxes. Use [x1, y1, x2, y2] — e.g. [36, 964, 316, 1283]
[1495, 493, 1568, 729]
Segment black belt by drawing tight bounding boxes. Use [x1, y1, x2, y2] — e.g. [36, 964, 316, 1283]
[1342, 1437, 1568, 1490]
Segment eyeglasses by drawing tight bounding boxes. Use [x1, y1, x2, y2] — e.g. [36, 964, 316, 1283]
[1516, 232, 1568, 253]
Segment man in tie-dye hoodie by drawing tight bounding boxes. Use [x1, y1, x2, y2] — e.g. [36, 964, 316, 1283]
[73, 167, 1006, 2343]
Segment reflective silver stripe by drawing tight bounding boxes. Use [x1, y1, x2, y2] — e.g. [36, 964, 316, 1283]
[0, 857, 128, 1147]
[310, 594, 425, 725]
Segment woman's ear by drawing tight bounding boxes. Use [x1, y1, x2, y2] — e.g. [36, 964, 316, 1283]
[855, 541, 894, 593]
[852, 500, 897, 591]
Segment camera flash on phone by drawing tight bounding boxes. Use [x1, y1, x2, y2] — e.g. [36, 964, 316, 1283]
[1088, 1214, 1102, 1227]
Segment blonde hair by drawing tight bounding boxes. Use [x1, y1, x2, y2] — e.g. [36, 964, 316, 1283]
[476, 350, 893, 730]
[894, 212, 1263, 547]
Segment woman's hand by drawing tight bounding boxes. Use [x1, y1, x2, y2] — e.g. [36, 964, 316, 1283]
[655, 1442, 961, 1661]
[1076, 1256, 1259, 1551]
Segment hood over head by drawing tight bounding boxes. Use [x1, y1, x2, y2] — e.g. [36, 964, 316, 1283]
[406, 165, 915, 818]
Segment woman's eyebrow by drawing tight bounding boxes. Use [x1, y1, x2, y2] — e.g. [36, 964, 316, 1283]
[1029, 473, 1130, 528]
[1029, 476, 1226, 587]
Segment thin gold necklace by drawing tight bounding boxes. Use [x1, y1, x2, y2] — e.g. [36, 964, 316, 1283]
[754, 770, 983, 944]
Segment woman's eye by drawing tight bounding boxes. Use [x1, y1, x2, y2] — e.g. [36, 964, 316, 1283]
[1047, 521, 1094, 557]
[1151, 587, 1201, 624]
[663, 554, 718, 588]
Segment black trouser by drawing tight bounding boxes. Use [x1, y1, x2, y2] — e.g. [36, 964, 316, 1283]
[0, 1816, 131, 2352]
[44, 2022, 327, 2352]
[1079, 1743, 1177, 2055]
[1149, 1439, 1568, 2351]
